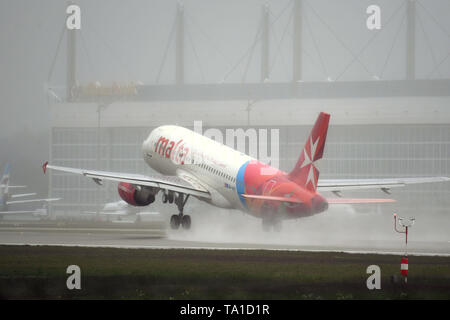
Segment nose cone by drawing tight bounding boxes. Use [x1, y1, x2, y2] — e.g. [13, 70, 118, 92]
[311, 194, 328, 213]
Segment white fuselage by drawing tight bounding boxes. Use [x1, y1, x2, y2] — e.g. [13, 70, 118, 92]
[141, 125, 253, 210]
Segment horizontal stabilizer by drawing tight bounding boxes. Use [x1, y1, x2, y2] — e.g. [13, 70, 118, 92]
[0, 210, 40, 215]
[1, 185, 27, 189]
[326, 198, 396, 204]
[318, 177, 450, 192]
[241, 194, 303, 204]
[43, 162, 211, 199]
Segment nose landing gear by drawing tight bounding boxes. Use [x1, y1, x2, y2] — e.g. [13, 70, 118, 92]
[169, 193, 191, 230]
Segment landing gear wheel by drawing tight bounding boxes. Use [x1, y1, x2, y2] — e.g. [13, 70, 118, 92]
[170, 214, 181, 229]
[181, 215, 191, 230]
[162, 193, 168, 203]
[167, 194, 191, 231]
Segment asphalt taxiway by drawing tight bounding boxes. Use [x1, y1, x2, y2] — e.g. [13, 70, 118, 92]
[0, 222, 448, 256]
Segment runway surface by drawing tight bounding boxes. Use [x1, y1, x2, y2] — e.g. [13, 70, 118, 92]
[0, 224, 449, 256]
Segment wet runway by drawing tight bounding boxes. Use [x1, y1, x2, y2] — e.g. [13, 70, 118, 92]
[0, 224, 449, 256]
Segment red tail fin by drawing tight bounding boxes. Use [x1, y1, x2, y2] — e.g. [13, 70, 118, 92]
[288, 112, 330, 192]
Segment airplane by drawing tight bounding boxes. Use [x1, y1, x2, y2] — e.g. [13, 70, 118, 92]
[42, 112, 450, 231]
[0, 164, 60, 218]
[85, 200, 161, 222]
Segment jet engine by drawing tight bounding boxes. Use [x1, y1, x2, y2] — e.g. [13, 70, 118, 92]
[117, 182, 156, 206]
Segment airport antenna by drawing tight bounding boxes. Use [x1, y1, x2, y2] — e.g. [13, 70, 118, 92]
[393, 213, 415, 284]
[393, 213, 415, 251]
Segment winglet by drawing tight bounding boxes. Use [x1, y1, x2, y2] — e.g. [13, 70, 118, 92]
[42, 161, 48, 174]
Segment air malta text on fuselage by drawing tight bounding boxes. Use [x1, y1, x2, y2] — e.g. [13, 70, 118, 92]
[155, 136, 189, 165]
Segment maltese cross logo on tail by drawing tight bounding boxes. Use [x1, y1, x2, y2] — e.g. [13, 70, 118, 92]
[288, 112, 330, 192]
[300, 136, 320, 190]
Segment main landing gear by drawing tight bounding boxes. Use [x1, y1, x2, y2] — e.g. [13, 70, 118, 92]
[166, 192, 191, 230]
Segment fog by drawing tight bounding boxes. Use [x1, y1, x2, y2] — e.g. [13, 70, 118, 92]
[0, 1, 449, 248]
[166, 194, 450, 249]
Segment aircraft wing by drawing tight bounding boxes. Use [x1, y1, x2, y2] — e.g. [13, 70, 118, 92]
[0, 210, 40, 215]
[10, 193, 37, 198]
[43, 162, 211, 199]
[318, 177, 450, 192]
[6, 198, 60, 205]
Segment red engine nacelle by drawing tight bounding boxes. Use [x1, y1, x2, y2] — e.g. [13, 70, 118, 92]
[118, 182, 155, 206]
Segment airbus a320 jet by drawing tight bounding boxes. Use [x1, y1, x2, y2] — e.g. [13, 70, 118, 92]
[43, 112, 450, 231]
[0, 164, 60, 218]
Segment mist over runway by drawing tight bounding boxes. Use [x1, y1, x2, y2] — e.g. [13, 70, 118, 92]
[1, 206, 449, 256]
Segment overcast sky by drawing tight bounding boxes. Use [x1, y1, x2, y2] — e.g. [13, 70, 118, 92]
[0, 0, 448, 142]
